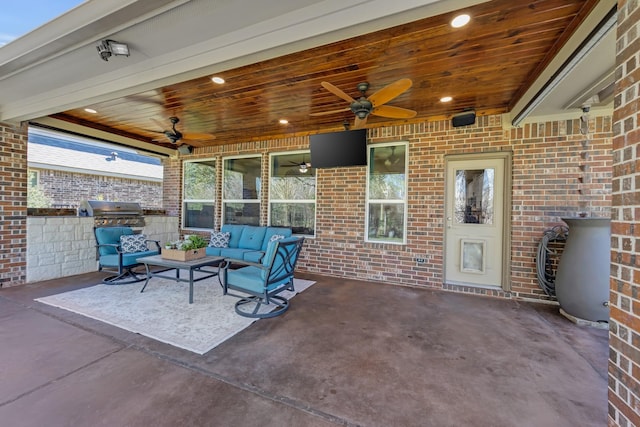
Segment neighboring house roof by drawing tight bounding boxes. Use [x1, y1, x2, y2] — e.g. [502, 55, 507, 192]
[28, 129, 163, 182]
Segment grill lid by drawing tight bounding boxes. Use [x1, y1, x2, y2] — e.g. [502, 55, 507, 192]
[79, 200, 143, 217]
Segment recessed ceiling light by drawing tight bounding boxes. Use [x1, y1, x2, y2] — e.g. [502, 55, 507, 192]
[451, 14, 470, 28]
[84, 108, 97, 114]
[211, 76, 225, 84]
[440, 96, 453, 103]
[279, 119, 289, 125]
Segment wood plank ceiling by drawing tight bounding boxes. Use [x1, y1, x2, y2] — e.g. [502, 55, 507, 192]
[50, 0, 595, 150]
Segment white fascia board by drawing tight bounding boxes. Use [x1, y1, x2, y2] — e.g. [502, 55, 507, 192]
[30, 116, 175, 158]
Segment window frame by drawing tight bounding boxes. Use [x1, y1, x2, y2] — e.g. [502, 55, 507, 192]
[268, 150, 317, 237]
[221, 154, 262, 226]
[365, 141, 409, 245]
[181, 157, 217, 231]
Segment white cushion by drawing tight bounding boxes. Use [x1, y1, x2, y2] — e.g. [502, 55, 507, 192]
[269, 234, 285, 243]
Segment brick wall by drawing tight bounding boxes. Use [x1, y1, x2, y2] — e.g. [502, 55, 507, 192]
[34, 168, 162, 208]
[510, 116, 612, 301]
[0, 121, 28, 287]
[609, 1, 640, 425]
[173, 114, 612, 302]
[162, 157, 182, 217]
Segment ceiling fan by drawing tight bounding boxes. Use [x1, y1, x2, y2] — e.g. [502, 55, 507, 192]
[150, 116, 215, 144]
[311, 78, 417, 128]
[281, 157, 312, 173]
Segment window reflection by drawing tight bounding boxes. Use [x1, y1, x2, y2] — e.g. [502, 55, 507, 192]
[223, 157, 261, 225]
[454, 169, 494, 225]
[269, 152, 316, 236]
[366, 144, 407, 243]
[183, 160, 215, 229]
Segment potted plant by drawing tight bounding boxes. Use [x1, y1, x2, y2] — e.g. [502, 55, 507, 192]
[162, 235, 208, 261]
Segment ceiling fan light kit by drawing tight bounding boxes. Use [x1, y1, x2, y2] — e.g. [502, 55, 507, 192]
[151, 116, 215, 146]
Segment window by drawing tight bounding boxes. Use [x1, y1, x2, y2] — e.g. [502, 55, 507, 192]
[182, 159, 216, 229]
[223, 156, 261, 225]
[454, 168, 495, 225]
[28, 170, 39, 188]
[269, 151, 316, 236]
[366, 142, 408, 244]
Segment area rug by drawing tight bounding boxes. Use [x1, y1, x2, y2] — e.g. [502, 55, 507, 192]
[35, 276, 315, 354]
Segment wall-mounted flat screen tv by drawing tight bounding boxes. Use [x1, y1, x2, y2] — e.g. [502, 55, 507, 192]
[309, 129, 367, 168]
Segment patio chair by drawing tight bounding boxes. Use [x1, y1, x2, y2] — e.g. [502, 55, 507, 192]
[221, 236, 305, 318]
[94, 226, 161, 285]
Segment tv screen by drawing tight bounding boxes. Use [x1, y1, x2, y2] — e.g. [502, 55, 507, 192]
[309, 129, 367, 168]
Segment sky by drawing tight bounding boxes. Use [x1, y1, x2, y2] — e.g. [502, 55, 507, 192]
[0, 0, 85, 47]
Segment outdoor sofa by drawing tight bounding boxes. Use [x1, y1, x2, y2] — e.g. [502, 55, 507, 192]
[206, 224, 292, 263]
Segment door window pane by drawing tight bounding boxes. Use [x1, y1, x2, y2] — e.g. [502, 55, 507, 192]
[454, 168, 494, 225]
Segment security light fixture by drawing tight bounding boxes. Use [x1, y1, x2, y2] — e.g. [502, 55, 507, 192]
[105, 151, 118, 162]
[96, 40, 130, 61]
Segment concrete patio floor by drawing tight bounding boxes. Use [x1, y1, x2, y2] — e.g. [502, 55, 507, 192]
[0, 272, 608, 426]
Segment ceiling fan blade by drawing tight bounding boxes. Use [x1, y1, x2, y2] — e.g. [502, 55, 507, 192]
[321, 81, 356, 103]
[368, 78, 412, 107]
[142, 128, 166, 135]
[310, 107, 351, 116]
[150, 118, 168, 131]
[372, 105, 417, 119]
[183, 132, 216, 141]
[353, 115, 368, 129]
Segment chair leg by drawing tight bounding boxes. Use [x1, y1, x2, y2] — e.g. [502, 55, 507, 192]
[102, 267, 146, 285]
[234, 295, 289, 318]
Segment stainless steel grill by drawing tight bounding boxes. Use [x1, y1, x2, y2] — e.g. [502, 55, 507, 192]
[78, 200, 145, 228]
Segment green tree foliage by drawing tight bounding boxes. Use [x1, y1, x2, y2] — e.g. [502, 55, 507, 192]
[184, 161, 216, 200]
[27, 185, 52, 208]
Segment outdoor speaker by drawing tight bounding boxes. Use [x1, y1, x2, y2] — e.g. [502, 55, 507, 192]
[451, 110, 476, 127]
[177, 144, 192, 154]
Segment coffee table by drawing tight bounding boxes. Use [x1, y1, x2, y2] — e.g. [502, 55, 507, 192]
[137, 254, 226, 304]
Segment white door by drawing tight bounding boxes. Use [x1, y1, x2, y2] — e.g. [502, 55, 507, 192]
[444, 154, 509, 288]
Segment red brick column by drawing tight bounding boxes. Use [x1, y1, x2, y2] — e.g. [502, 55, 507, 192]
[0, 122, 28, 287]
[162, 157, 181, 217]
[609, 1, 640, 425]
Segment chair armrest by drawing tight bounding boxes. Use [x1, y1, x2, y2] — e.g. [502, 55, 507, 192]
[97, 243, 122, 252]
[222, 259, 265, 270]
[96, 243, 120, 249]
[145, 239, 161, 251]
[95, 242, 126, 255]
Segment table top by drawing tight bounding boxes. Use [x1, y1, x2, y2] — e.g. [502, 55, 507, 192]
[137, 254, 225, 269]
